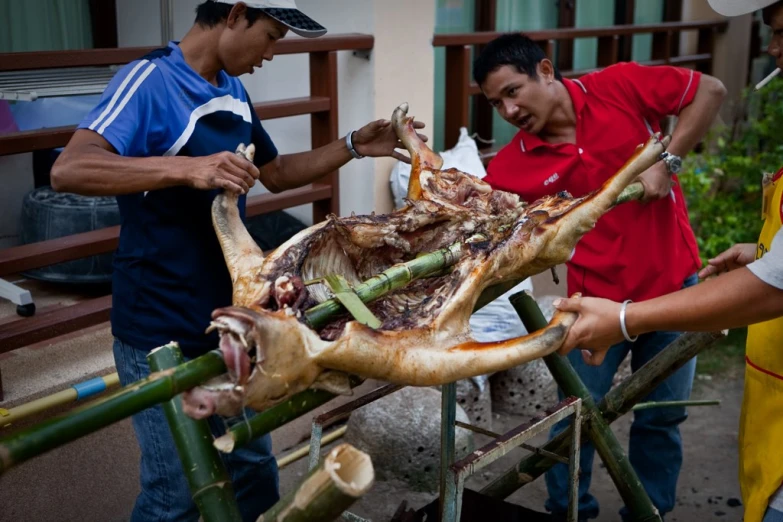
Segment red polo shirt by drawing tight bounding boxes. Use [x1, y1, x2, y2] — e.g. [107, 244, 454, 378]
[485, 62, 702, 303]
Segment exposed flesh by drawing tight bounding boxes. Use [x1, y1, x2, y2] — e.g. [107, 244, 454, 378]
[181, 104, 670, 418]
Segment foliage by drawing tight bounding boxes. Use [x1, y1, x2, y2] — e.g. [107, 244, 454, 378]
[678, 77, 783, 264]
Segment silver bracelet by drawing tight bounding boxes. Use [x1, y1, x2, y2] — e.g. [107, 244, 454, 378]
[345, 130, 364, 159]
[619, 299, 638, 343]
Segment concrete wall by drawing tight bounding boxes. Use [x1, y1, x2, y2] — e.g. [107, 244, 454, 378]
[681, 0, 755, 124]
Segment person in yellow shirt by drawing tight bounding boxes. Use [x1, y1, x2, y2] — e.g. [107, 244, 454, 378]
[553, 2, 783, 520]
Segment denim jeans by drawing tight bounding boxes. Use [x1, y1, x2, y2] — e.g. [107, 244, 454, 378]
[113, 338, 280, 522]
[765, 507, 783, 522]
[545, 274, 699, 521]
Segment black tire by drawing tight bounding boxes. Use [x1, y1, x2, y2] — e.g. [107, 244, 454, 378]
[18, 186, 120, 284]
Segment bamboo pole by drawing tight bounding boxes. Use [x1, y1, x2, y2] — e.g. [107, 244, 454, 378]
[504, 292, 662, 522]
[305, 241, 464, 329]
[615, 181, 645, 205]
[214, 377, 363, 453]
[148, 343, 243, 522]
[257, 443, 374, 522]
[481, 326, 724, 500]
[0, 350, 227, 475]
[632, 399, 720, 411]
[0, 373, 120, 429]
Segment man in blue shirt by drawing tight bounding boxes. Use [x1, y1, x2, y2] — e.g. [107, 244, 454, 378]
[50, 1, 425, 520]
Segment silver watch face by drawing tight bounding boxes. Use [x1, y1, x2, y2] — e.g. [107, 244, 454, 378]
[661, 152, 682, 174]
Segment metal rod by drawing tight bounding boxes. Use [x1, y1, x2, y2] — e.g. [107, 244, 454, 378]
[277, 425, 347, 469]
[439, 382, 458, 522]
[632, 399, 720, 410]
[453, 420, 570, 464]
[306, 384, 403, 470]
[507, 292, 662, 522]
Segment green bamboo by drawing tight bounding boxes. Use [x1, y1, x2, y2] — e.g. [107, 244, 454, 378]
[305, 241, 464, 329]
[148, 344, 242, 522]
[481, 325, 723, 500]
[257, 443, 374, 522]
[323, 274, 382, 328]
[214, 377, 364, 453]
[0, 350, 227, 475]
[614, 181, 645, 205]
[632, 399, 720, 411]
[504, 292, 662, 522]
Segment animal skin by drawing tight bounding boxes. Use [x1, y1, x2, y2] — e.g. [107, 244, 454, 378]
[181, 103, 670, 419]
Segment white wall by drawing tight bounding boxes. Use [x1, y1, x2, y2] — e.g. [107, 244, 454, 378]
[116, 0, 378, 225]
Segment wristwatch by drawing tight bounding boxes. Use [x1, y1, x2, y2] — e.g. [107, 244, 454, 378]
[660, 151, 682, 175]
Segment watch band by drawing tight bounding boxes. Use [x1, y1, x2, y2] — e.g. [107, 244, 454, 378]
[345, 131, 364, 160]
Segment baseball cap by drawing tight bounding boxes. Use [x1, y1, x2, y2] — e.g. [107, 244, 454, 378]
[707, 0, 780, 17]
[215, 0, 327, 38]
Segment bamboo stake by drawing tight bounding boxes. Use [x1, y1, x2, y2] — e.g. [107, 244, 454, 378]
[614, 181, 645, 205]
[257, 443, 374, 522]
[148, 343, 243, 522]
[481, 326, 724, 500]
[0, 350, 227, 475]
[503, 292, 662, 522]
[214, 376, 364, 453]
[632, 399, 720, 411]
[305, 241, 464, 329]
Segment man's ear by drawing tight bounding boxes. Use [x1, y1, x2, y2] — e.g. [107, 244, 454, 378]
[538, 59, 556, 83]
[227, 2, 247, 28]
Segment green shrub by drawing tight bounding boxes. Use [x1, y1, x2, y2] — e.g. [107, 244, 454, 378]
[679, 77, 783, 264]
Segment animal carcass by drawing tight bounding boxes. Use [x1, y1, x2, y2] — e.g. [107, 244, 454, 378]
[181, 103, 670, 419]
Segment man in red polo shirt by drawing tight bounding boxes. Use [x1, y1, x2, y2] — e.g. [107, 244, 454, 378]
[473, 34, 727, 521]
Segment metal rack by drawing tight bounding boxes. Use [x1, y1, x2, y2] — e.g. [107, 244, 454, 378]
[0, 66, 119, 101]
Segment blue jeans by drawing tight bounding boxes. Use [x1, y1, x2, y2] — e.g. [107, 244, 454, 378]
[113, 338, 280, 522]
[765, 507, 783, 522]
[545, 274, 699, 521]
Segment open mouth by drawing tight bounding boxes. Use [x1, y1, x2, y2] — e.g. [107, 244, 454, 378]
[518, 114, 532, 129]
[206, 312, 263, 387]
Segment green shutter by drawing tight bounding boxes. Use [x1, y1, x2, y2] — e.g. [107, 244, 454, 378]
[631, 0, 664, 62]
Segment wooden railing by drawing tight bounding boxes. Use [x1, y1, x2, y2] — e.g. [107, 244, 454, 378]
[0, 34, 374, 399]
[433, 20, 729, 157]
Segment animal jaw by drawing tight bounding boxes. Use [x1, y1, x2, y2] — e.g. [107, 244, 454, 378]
[182, 103, 670, 419]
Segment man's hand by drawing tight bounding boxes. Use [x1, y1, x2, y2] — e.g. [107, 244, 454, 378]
[554, 295, 624, 366]
[186, 151, 260, 195]
[637, 161, 673, 202]
[698, 243, 757, 279]
[351, 118, 428, 163]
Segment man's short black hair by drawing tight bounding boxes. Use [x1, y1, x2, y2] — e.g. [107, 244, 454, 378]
[195, 1, 267, 28]
[473, 33, 562, 87]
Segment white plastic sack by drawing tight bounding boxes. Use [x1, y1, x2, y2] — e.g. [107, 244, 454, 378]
[389, 127, 532, 349]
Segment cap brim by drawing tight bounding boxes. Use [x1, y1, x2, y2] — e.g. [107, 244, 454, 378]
[262, 7, 327, 38]
[707, 0, 779, 16]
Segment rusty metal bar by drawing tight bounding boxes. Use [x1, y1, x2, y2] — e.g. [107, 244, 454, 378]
[454, 420, 569, 465]
[306, 383, 403, 470]
[442, 397, 583, 522]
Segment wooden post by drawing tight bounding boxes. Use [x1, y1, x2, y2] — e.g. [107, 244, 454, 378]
[652, 30, 672, 64]
[472, 0, 497, 150]
[310, 51, 340, 223]
[615, 0, 635, 62]
[597, 35, 620, 67]
[444, 45, 472, 150]
[663, 0, 683, 57]
[697, 27, 717, 75]
[557, 0, 577, 72]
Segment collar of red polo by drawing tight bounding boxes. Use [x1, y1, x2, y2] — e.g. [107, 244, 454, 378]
[518, 77, 587, 152]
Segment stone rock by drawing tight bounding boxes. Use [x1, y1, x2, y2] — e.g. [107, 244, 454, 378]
[451, 376, 493, 430]
[490, 357, 557, 418]
[344, 387, 474, 492]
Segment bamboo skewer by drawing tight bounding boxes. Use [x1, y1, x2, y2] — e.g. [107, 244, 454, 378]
[0, 181, 654, 471]
[257, 443, 374, 522]
[148, 343, 243, 522]
[0, 350, 228, 475]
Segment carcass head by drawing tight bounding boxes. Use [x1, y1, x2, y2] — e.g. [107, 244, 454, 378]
[183, 103, 670, 419]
